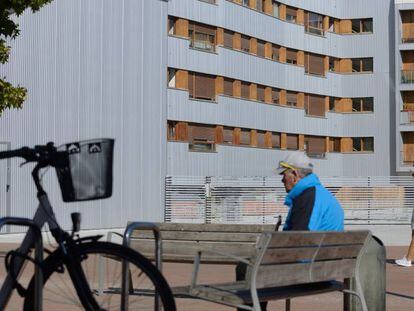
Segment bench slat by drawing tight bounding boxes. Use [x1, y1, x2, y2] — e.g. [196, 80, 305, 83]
[131, 231, 262, 242]
[256, 258, 357, 288]
[261, 244, 363, 264]
[131, 222, 275, 233]
[130, 240, 256, 261]
[266, 231, 369, 248]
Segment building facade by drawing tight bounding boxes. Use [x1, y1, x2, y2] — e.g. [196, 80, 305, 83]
[0, 0, 402, 228]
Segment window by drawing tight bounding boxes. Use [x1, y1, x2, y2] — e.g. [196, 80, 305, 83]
[305, 136, 326, 158]
[256, 0, 264, 12]
[224, 30, 234, 48]
[286, 6, 297, 23]
[189, 142, 216, 152]
[272, 1, 279, 18]
[305, 52, 325, 76]
[257, 39, 265, 58]
[352, 58, 373, 72]
[188, 72, 216, 101]
[286, 91, 297, 107]
[168, 16, 177, 35]
[272, 44, 280, 61]
[257, 84, 265, 102]
[223, 78, 233, 96]
[329, 57, 340, 72]
[352, 18, 373, 33]
[167, 121, 177, 140]
[286, 49, 297, 64]
[352, 137, 374, 152]
[189, 22, 216, 52]
[240, 128, 251, 146]
[271, 88, 279, 104]
[257, 130, 266, 148]
[223, 127, 233, 144]
[242, 0, 249, 6]
[241, 81, 250, 99]
[329, 137, 341, 153]
[352, 97, 374, 112]
[272, 132, 281, 148]
[287, 134, 299, 150]
[305, 12, 324, 36]
[168, 68, 176, 88]
[329, 97, 339, 111]
[241, 35, 250, 53]
[305, 94, 325, 117]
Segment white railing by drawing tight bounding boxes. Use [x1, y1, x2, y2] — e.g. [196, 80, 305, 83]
[165, 176, 414, 225]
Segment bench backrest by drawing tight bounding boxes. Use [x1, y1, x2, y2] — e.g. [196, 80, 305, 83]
[130, 222, 276, 263]
[250, 230, 371, 288]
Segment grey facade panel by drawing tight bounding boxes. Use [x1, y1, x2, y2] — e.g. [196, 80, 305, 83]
[0, 0, 168, 229]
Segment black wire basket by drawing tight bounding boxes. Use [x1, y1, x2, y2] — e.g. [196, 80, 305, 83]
[56, 139, 114, 202]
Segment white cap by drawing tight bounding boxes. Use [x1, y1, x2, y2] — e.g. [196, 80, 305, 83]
[275, 152, 314, 175]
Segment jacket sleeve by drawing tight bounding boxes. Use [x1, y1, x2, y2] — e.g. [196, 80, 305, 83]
[285, 187, 316, 231]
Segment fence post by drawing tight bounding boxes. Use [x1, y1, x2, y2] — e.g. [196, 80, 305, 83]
[205, 176, 212, 224]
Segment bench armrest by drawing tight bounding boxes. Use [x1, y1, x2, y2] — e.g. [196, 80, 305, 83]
[190, 249, 252, 289]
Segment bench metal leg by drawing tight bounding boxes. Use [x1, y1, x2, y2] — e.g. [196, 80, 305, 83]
[285, 298, 291, 311]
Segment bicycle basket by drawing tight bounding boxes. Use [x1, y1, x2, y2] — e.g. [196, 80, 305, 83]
[55, 138, 114, 202]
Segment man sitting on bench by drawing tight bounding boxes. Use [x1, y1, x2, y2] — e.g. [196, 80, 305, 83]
[237, 151, 344, 311]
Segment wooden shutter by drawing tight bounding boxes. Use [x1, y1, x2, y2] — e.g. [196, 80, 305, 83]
[223, 127, 233, 144]
[188, 124, 215, 142]
[240, 129, 251, 145]
[257, 131, 266, 148]
[306, 94, 325, 117]
[286, 91, 297, 106]
[286, 7, 297, 19]
[241, 35, 250, 52]
[329, 137, 341, 152]
[257, 85, 265, 102]
[307, 136, 325, 155]
[188, 72, 194, 98]
[257, 40, 265, 57]
[224, 30, 233, 48]
[223, 78, 233, 96]
[287, 134, 298, 150]
[272, 45, 279, 61]
[272, 133, 281, 148]
[286, 49, 297, 63]
[272, 88, 279, 104]
[194, 23, 216, 36]
[241, 82, 250, 99]
[195, 73, 215, 100]
[306, 53, 325, 75]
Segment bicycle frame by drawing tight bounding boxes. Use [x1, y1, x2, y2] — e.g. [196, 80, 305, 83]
[0, 162, 101, 310]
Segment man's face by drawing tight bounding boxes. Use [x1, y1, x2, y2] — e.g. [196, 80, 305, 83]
[281, 169, 299, 193]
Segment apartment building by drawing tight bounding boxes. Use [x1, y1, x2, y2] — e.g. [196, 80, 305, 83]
[166, 0, 393, 177]
[0, 0, 400, 226]
[396, 0, 414, 172]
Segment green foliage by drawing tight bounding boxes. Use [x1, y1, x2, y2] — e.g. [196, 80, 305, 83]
[0, 0, 52, 115]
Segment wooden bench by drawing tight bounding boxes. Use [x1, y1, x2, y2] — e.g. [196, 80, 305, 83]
[175, 230, 371, 311]
[127, 222, 277, 264]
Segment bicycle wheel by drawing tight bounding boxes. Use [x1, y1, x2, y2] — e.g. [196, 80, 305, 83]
[23, 241, 176, 310]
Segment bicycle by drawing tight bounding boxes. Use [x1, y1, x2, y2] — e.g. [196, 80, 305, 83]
[0, 138, 176, 310]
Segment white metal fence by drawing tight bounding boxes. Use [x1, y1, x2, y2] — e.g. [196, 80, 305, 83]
[165, 176, 414, 225]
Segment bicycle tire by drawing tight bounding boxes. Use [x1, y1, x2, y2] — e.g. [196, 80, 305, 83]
[23, 241, 176, 311]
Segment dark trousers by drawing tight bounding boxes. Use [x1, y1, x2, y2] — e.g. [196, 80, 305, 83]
[236, 262, 268, 311]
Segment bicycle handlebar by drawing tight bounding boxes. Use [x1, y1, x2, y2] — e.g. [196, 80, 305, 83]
[0, 143, 68, 168]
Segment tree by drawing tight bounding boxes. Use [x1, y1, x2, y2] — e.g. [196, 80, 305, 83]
[0, 0, 53, 115]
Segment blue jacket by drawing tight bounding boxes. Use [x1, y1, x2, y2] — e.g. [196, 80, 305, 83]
[283, 173, 344, 231]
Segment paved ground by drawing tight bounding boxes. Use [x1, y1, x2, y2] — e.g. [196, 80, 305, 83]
[0, 243, 413, 310]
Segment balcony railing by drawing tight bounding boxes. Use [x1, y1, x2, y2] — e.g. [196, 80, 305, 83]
[401, 110, 414, 124]
[190, 39, 215, 52]
[401, 70, 414, 84]
[305, 25, 325, 36]
[402, 37, 414, 44]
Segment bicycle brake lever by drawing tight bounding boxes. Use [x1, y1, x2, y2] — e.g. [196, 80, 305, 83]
[19, 161, 30, 167]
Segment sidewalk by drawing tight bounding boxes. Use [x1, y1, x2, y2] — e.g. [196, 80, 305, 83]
[0, 244, 413, 310]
